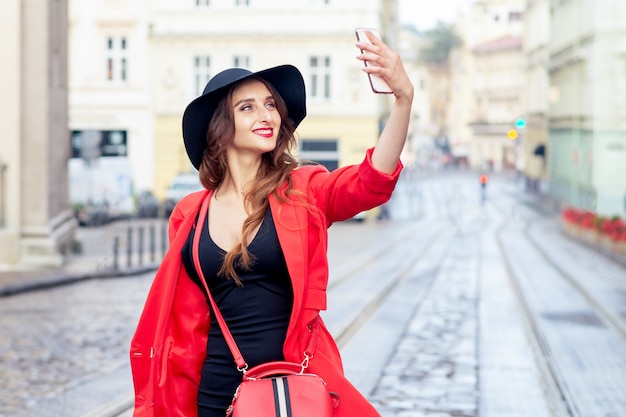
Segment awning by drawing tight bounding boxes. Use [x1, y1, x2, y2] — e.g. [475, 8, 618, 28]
[533, 144, 546, 157]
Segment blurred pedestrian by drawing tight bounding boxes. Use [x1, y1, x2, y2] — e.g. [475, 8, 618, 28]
[480, 173, 489, 203]
[130, 30, 413, 417]
[377, 202, 391, 221]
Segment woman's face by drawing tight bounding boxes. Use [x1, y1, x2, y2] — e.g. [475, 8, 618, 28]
[229, 79, 282, 157]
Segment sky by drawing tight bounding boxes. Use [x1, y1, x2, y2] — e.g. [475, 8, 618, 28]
[398, 0, 475, 31]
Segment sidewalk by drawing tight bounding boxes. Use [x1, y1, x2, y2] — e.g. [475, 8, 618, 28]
[0, 218, 166, 297]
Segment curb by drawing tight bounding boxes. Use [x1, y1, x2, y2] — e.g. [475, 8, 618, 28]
[80, 394, 134, 417]
[0, 264, 160, 297]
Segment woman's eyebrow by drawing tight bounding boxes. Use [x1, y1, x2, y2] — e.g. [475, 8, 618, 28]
[233, 95, 274, 108]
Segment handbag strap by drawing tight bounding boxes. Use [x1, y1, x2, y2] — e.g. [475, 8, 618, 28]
[192, 193, 247, 371]
[191, 193, 321, 374]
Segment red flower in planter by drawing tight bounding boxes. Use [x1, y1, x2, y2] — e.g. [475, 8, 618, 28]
[562, 208, 581, 224]
[578, 211, 597, 230]
[561, 207, 625, 242]
[600, 218, 626, 242]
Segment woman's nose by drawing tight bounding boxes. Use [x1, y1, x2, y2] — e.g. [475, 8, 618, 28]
[258, 106, 271, 121]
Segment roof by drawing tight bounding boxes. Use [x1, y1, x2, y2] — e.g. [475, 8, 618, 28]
[473, 35, 523, 54]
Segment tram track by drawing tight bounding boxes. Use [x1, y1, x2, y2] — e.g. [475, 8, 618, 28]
[330, 221, 447, 348]
[525, 224, 626, 343]
[494, 221, 576, 417]
[492, 192, 626, 417]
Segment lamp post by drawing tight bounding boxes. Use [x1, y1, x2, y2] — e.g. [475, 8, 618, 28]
[0, 159, 6, 228]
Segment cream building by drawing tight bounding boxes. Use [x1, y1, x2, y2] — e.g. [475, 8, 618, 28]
[147, 0, 400, 199]
[68, 0, 154, 214]
[0, 0, 75, 267]
[67, 0, 417, 203]
[397, 27, 434, 169]
[448, 0, 526, 172]
[548, 0, 626, 217]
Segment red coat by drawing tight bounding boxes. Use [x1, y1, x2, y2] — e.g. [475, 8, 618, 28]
[130, 148, 402, 416]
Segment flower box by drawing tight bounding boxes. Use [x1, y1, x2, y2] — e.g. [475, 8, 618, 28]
[561, 207, 626, 257]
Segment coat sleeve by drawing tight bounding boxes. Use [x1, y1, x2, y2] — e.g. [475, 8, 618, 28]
[304, 147, 403, 223]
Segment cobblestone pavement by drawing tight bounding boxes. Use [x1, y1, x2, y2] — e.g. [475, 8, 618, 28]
[2, 172, 623, 417]
[0, 219, 165, 417]
[0, 272, 154, 417]
[368, 217, 480, 417]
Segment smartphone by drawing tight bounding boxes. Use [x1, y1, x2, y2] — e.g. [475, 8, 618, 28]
[355, 27, 393, 94]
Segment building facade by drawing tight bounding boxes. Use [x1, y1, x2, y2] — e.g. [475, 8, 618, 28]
[0, 0, 75, 267]
[448, 0, 526, 172]
[147, 0, 396, 198]
[522, 0, 550, 190]
[548, 0, 626, 217]
[68, 0, 153, 214]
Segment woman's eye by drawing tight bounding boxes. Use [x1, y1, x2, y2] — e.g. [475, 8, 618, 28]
[266, 102, 276, 109]
[241, 105, 252, 111]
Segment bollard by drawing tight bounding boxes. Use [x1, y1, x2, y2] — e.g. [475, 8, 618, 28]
[150, 224, 156, 263]
[113, 236, 119, 270]
[138, 226, 144, 266]
[127, 227, 133, 268]
[161, 222, 167, 256]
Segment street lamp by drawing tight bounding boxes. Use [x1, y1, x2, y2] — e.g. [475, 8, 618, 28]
[0, 159, 6, 228]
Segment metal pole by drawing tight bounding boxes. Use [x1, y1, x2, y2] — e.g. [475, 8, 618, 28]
[161, 222, 167, 256]
[0, 160, 6, 228]
[150, 224, 156, 263]
[127, 227, 133, 268]
[113, 236, 119, 270]
[138, 226, 144, 266]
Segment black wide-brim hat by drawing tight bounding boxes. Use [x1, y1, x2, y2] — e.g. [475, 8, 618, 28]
[182, 64, 306, 169]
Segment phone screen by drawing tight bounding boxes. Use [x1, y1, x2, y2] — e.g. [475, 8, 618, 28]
[355, 28, 393, 94]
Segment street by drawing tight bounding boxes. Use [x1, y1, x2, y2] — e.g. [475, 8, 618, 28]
[1, 170, 625, 417]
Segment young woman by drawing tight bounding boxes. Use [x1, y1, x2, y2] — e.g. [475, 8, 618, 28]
[130, 31, 414, 417]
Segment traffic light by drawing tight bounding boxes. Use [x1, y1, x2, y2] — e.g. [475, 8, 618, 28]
[507, 129, 519, 140]
[506, 118, 525, 140]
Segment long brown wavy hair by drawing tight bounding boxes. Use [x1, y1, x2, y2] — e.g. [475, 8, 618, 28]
[197, 76, 300, 285]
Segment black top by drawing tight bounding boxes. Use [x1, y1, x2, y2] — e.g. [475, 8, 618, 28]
[181, 206, 293, 416]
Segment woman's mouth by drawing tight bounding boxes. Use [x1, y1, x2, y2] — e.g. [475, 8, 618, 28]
[254, 128, 274, 138]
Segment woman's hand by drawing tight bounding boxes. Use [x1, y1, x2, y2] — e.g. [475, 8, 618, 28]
[356, 30, 414, 102]
[356, 31, 414, 174]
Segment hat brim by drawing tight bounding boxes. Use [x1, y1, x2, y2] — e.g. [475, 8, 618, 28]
[182, 64, 306, 170]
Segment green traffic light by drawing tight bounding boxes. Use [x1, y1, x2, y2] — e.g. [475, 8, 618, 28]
[515, 118, 526, 129]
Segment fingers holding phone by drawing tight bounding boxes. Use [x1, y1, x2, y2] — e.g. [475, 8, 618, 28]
[355, 28, 392, 94]
[355, 28, 413, 100]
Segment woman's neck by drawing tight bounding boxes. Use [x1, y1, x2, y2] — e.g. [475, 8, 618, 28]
[221, 151, 262, 197]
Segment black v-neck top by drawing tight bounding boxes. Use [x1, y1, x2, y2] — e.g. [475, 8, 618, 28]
[181, 206, 293, 416]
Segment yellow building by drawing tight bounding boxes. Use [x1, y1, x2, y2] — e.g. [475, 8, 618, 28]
[148, 1, 394, 199]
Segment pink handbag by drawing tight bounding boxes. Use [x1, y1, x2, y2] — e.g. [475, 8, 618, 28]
[192, 195, 340, 417]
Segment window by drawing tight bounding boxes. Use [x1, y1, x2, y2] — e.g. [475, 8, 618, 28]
[235, 0, 250, 5]
[70, 130, 128, 159]
[106, 36, 128, 82]
[299, 139, 338, 171]
[233, 55, 250, 69]
[194, 56, 211, 96]
[195, 0, 210, 6]
[309, 56, 331, 100]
